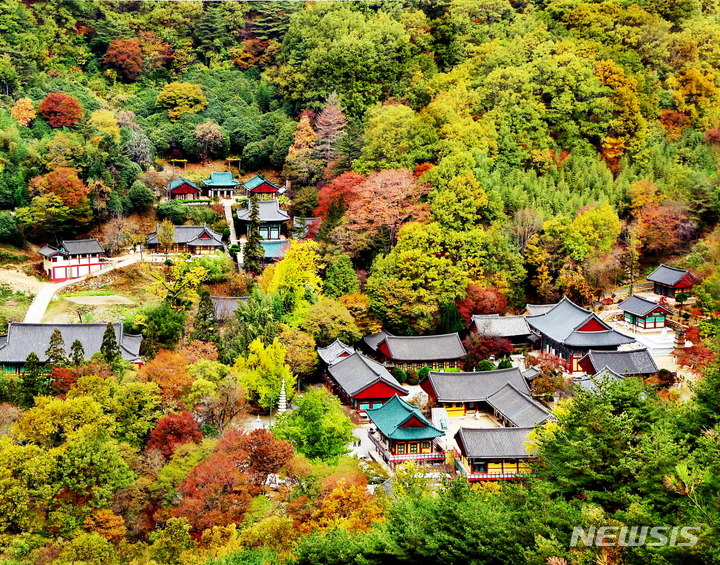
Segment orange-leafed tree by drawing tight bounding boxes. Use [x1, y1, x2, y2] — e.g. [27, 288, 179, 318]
[303, 479, 384, 534]
[104, 38, 144, 82]
[138, 349, 193, 409]
[147, 411, 203, 459]
[28, 167, 92, 229]
[313, 171, 365, 219]
[37, 92, 83, 127]
[10, 97, 35, 126]
[84, 509, 127, 543]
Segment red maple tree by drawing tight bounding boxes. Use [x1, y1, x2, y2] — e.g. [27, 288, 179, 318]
[313, 171, 365, 218]
[456, 284, 508, 325]
[105, 38, 144, 81]
[147, 411, 203, 459]
[37, 92, 83, 127]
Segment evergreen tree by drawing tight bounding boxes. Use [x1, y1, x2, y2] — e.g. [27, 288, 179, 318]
[70, 339, 85, 366]
[316, 196, 346, 241]
[100, 322, 122, 365]
[323, 253, 359, 298]
[21, 352, 48, 408]
[44, 328, 67, 367]
[438, 302, 464, 334]
[243, 194, 264, 275]
[190, 290, 220, 343]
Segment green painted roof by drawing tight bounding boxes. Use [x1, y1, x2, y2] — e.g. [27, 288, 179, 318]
[366, 395, 444, 441]
[244, 175, 281, 191]
[203, 172, 240, 187]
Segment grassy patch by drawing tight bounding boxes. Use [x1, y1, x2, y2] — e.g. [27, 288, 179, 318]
[61, 290, 117, 297]
[0, 284, 34, 330]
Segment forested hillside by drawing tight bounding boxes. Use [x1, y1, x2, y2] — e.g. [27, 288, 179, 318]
[1, 0, 720, 563]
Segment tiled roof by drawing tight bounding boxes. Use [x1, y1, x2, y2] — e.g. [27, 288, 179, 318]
[317, 339, 355, 365]
[260, 240, 291, 259]
[61, 239, 105, 256]
[0, 322, 142, 363]
[471, 315, 531, 338]
[38, 245, 61, 258]
[455, 427, 535, 459]
[203, 172, 240, 187]
[423, 367, 530, 403]
[618, 295, 672, 317]
[363, 330, 391, 352]
[381, 333, 466, 361]
[525, 303, 557, 316]
[580, 348, 658, 376]
[367, 395, 444, 441]
[328, 352, 408, 398]
[168, 177, 201, 191]
[573, 367, 625, 393]
[147, 225, 224, 248]
[527, 297, 634, 347]
[210, 296, 249, 320]
[646, 264, 692, 286]
[243, 175, 281, 191]
[486, 383, 551, 427]
[237, 199, 290, 223]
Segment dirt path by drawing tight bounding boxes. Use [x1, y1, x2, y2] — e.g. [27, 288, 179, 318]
[0, 269, 44, 293]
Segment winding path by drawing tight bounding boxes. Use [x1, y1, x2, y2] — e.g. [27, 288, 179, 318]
[23, 257, 139, 323]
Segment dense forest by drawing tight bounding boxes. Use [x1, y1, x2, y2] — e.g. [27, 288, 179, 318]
[1, 0, 720, 563]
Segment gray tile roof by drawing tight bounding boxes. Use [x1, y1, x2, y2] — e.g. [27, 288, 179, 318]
[363, 330, 391, 352]
[317, 339, 355, 365]
[471, 315, 531, 338]
[147, 225, 224, 248]
[646, 264, 692, 286]
[486, 383, 551, 427]
[61, 239, 105, 256]
[381, 333, 466, 362]
[210, 296, 249, 321]
[0, 322, 142, 364]
[580, 348, 658, 376]
[527, 297, 634, 348]
[455, 427, 535, 459]
[423, 367, 530, 403]
[618, 295, 672, 317]
[38, 245, 61, 258]
[525, 303, 557, 316]
[236, 200, 290, 223]
[328, 352, 408, 398]
[573, 368, 625, 393]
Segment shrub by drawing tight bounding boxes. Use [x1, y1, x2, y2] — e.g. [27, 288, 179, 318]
[391, 367, 407, 383]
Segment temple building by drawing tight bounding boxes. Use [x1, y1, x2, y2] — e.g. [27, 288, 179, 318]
[166, 177, 202, 200]
[243, 175, 283, 199]
[578, 348, 658, 378]
[454, 427, 535, 481]
[146, 225, 225, 255]
[470, 314, 532, 347]
[366, 395, 446, 466]
[236, 199, 290, 241]
[363, 330, 466, 371]
[202, 172, 239, 199]
[647, 264, 696, 298]
[38, 239, 106, 282]
[618, 295, 672, 329]
[526, 297, 635, 372]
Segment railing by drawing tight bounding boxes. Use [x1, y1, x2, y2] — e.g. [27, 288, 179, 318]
[367, 432, 446, 464]
[454, 459, 531, 481]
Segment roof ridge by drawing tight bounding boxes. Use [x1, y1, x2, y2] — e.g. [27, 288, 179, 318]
[387, 332, 460, 340]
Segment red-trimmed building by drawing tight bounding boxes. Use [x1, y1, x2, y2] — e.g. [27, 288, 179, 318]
[319, 345, 408, 415]
[526, 297, 635, 372]
[363, 330, 466, 371]
[618, 295, 672, 329]
[38, 239, 106, 282]
[647, 264, 696, 298]
[243, 175, 283, 199]
[366, 395, 446, 467]
[166, 177, 202, 200]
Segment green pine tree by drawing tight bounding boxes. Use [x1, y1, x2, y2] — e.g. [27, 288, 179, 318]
[45, 328, 67, 367]
[243, 194, 264, 275]
[323, 253, 359, 298]
[317, 196, 346, 241]
[21, 352, 48, 408]
[190, 290, 220, 343]
[100, 322, 122, 365]
[70, 339, 85, 366]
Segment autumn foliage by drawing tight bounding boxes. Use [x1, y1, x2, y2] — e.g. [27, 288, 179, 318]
[104, 38, 144, 81]
[10, 97, 35, 126]
[147, 411, 203, 459]
[37, 92, 83, 127]
[313, 171, 365, 218]
[456, 284, 508, 325]
[138, 350, 193, 408]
